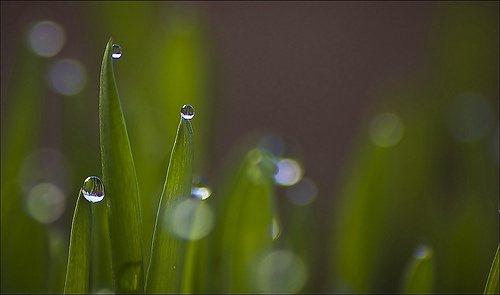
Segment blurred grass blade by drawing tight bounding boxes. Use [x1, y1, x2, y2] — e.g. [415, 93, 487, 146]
[181, 201, 211, 293]
[1, 44, 47, 293]
[208, 146, 276, 292]
[64, 191, 92, 294]
[99, 38, 144, 293]
[400, 245, 435, 293]
[146, 116, 194, 293]
[484, 245, 499, 294]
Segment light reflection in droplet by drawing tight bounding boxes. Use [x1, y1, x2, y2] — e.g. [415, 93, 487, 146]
[369, 112, 405, 147]
[82, 176, 105, 203]
[274, 158, 303, 186]
[181, 104, 195, 120]
[48, 59, 87, 96]
[25, 181, 66, 224]
[191, 186, 211, 200]
[27, 20, 65, 57]
[447, 93, 495, 143]
[252, 250, 308, 293]
[286, 178, 317, 206]
[413, 244, 433, 259]
[166, 197, 214, 241]
[111, 44, 122, 59]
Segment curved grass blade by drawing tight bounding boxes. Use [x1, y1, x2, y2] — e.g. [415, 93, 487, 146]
[146, 116, 194, 293]
[400, 245, 435, 293]
[99, 38, 144, 293]
[64, 191, 92, 294]
[484, 245, 499, 294]
[208, 146, 277, 293]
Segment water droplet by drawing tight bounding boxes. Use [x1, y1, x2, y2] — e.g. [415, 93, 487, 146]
[413, 244, 432, 259]
[112, 44, 122, 59]
[180, 104, 195, 120]
[82, 176, 105, 203]
[191, 186, 211, 200]
[274, 158, 303, 186]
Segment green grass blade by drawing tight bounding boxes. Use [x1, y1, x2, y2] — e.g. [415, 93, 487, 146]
[209, 146, 276, 293]
[146, 116, 194, 293]
[99, 37, 144, 293]
[484, 245, 499, 294]
[64, 191, 92, 294]
[400, 245, 435, 293]
[180, 200, 212, 293]
[1, 44, 47, 294]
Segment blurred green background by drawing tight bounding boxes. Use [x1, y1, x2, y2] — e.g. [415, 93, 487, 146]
[1, 1, 498, 293]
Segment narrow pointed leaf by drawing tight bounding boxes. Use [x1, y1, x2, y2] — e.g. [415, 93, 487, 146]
[484, 245, 499, 294]
[99, 38, 144, 293]
[64, 191, 92, 294]
[400, 245, 435, 293]
[146, 117, 194, 293]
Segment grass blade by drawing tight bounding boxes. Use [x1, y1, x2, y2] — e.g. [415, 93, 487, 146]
[99, 37, 144, 293]
[208, 146, 277, 292]
[146, 116, 194, 293]
[484, 245, 499, 294]
[400, 245, 435, 293]
[64, 191, 92, 294]
[1, 45, 47, 294]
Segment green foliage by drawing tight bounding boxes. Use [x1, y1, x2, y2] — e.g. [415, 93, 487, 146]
[64, 192, 92, 294]
[146, 116, 194, 293]
[484, 246, 499, 294]
[400, 245, 435, 293]
[99, 38, 144, 293]
[1, 2, 498, 295]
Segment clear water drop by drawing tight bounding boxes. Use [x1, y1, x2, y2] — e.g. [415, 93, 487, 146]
[191, 186, 211, 200]
[82, 176, 105, 203]
[181, 104, 195, 120]
[112, 44, 122, 59]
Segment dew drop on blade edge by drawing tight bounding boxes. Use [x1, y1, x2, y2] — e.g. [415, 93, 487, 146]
[112, 44, 122, 59]
[82, 176, 105, 203]
[181, 104, 195, 120]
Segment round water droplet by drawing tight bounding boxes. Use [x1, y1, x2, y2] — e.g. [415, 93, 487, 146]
[82, 176, 105, 203]
[274, 158, 303, 186]
[181, 104, 195, 120]
[191, 186, 211, 200]
[112, 44, 122, 59]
